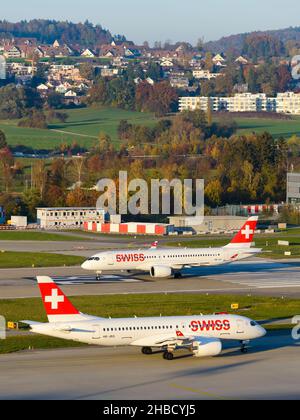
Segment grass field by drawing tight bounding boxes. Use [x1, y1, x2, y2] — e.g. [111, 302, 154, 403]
[0, 252, 84, 268]
[0, 293, 298, 354]
[234, 116, 300, 138]
[2, 107, 300, 152]
[0, 231, 89, 241]
[0, 107, 157, 150]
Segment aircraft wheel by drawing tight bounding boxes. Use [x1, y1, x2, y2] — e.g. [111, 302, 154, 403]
[142, 347, 152, 355]
[174, 272, 182, 279]
[241, 347, 248, 354]
[164, 352, 174, 361]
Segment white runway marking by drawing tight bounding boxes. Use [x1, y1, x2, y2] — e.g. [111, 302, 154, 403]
[221, 275, 300, 289]
[44, 275, 141, 285]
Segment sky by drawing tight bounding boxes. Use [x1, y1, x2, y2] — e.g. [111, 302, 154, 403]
[1, 0, 300, 45]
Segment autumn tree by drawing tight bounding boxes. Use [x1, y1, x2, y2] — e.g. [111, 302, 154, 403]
[0, 130, 7, 149]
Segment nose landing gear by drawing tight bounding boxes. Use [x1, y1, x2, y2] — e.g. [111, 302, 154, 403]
[240, 341, 250, 353]
[96, 272, 102, 281]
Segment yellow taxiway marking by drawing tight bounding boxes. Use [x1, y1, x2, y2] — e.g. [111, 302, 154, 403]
[169, 383, 236, 400]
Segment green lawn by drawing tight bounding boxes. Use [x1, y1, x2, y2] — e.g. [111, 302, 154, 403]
[0, 293, 298, 354]
[0, 106, 157, 150]
[0, 335, 84, 355]
[0, 252, 84, 268]
[234, 116, 300, 138]
[0, 231, 89, 241]
[2, 109, 300, 151]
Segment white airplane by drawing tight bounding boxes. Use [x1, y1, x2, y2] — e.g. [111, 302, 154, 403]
[22, 276, 266, 360]
[81, 217, 261, 279]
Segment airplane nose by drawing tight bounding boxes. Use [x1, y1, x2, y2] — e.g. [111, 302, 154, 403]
[81, 261, 90, 270]
[258, 326, 267, 338]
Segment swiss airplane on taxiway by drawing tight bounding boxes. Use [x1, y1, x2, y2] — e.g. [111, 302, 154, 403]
[22, 276, 266, 360]
[81, 216, 260, 279]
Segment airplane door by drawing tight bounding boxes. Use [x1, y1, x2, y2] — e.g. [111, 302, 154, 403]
[236, 319, 245, 334]
[92, 325, 101, 339]
[106, 253, 115, 267]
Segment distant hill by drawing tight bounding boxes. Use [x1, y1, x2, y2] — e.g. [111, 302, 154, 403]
[205, 26, 300, 54]
[0, 19, 118, 47]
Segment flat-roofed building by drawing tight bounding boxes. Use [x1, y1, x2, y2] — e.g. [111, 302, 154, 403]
[287, 173, 300, 205]
[168, 215, 247, 234]
[0, 56, 6, 80]
[276, 92, 300, 115]
[37, 207, 106, 229]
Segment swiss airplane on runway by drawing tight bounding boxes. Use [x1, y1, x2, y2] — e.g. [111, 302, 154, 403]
[81, 217, 261, 279]
[22, 276, 266, 360]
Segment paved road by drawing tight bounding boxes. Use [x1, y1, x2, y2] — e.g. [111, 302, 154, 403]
[0, 240, 131, 257]
[0, 331, 299, 400]
[2, 259, 300, 299]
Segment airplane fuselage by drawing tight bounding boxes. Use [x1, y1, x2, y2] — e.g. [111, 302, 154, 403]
[30, 314, 265, 347]
[81, 247, 259, 274]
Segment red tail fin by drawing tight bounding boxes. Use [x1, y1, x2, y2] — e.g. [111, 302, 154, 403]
[224, 217, 258, 248]
[37, 276, 80, 322]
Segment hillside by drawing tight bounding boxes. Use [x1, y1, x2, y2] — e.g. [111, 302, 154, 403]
[0, 19, 116, 47]
[204, 26, 300, 53]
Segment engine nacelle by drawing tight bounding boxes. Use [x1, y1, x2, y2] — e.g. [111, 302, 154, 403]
[192, 337, 222, 358]
[150, 266, 173, 278]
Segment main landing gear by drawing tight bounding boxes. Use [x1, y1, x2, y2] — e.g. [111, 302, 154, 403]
[141, 347, 153, 355]
[163, 351, 174, 361]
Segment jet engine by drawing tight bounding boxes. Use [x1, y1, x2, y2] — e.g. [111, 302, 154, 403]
[192, 337, 222, 357]
[150, 266, 173, 278]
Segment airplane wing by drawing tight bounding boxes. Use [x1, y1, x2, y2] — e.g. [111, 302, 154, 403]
[130, 331, 195, 348]
[130, 332, 222, 357]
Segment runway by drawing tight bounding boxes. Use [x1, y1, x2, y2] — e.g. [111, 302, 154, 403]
[0, 331, 299, 400]
[1, 259, 300, 299]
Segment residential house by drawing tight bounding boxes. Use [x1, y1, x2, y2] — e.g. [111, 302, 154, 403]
[3, 45, 22, 59]
[170, 77, 189, 89]
[101, 67, 119, 77]
[235, 56, 248, 65]
[160, 59, 174, 68]
[193, 69, 221, 80]
[212, 53, 226, 64]
[81, 49, 96, 58]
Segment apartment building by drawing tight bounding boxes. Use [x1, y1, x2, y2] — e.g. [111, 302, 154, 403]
[286, 173, 300, 205]
[276, 92, 300, 115]
[179, 96, 209, 112]
[0, 56, 6, 80]
[179, 92, 299, 114]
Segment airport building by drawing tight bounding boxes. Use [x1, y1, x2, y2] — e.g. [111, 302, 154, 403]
[286, 172, 300, 205]
[168, 215, 248, 234]
[37, 207, 106, 229]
